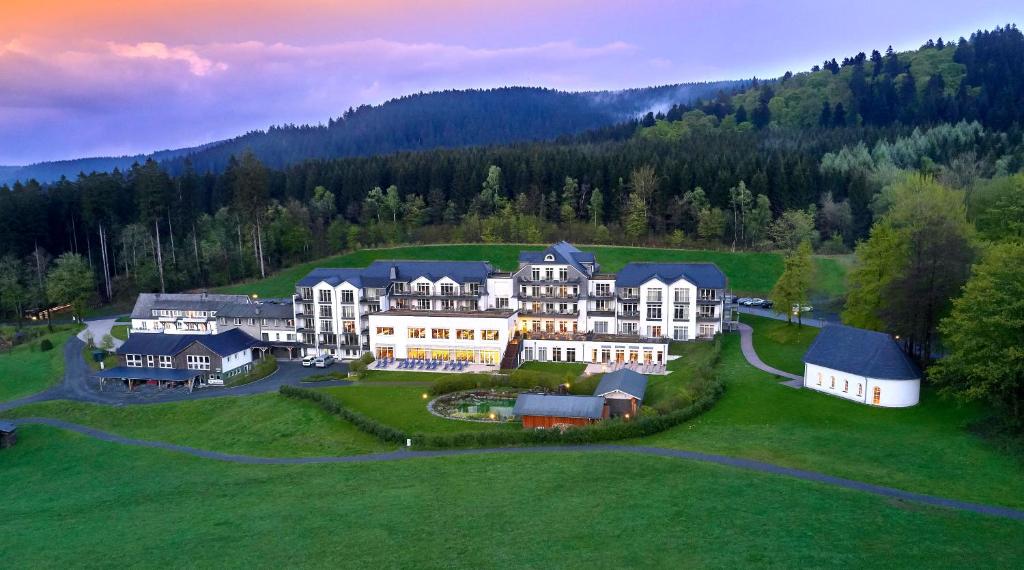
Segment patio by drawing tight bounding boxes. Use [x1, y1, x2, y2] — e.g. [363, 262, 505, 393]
[370, 358, 501, 374]
[584, 360, 670, 376]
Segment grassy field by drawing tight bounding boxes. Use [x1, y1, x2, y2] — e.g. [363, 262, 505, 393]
[217, 244, 848, 298]
[110, 324, 129, 340]
[3, 395, 389, 457]
[642, 329, 1024, 509]
[0, 327, 76, 402]
[518, 361, 587, 376]
[742, 313, 821, 374]
[2, 425, 1022, 568]
[321, 384, 518, 434]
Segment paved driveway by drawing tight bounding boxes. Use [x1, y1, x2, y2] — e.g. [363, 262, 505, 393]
[77, 317, 126, 349]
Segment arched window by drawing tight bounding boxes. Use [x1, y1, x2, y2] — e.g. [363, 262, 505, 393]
[873, 386, 881, 405]
[843, 380, 848, 393]
[830, 376, 835, 389]
[817, 372, 822, 386]
[857, 384, 862, 397]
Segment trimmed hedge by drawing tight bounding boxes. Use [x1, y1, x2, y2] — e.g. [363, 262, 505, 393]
[39, 339, 54, 351]
[279, 385, 408, 443]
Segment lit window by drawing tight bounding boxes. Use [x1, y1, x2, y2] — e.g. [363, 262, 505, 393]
[481, 330, 499, 341]
[376, 327, 394, 336]
[408, 327, 426, 339]
[456, 329, 474, 340]
[873, 386, 881, 405]
[431, 328, 450, 340]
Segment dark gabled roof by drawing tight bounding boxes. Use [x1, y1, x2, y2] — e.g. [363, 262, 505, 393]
[131, 292, 251, 318]
[512, 394, 605, 419]
[0, 420, 16, 433]
[95, 367, 199, 382]
[803, 324, 920, 380]
[117, 329, 260, 358]
[519, 242, 596, 276]
[218, 299, 294, 319]
[297, 260, 492, 289]
[594, 369, 648, 400]
[615, 262, 727, 289]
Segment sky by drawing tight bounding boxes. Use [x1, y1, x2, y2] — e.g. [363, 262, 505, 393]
[1, 0, 1022, 165]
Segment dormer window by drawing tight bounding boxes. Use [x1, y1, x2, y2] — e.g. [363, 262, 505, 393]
[544, 254, 555, 261]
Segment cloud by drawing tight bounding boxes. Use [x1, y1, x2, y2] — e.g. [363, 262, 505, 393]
[108, 41, 228, 76]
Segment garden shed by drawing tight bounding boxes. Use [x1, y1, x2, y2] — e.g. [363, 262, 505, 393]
[0, 421, 17, 449]
[593, 368, 648, 417]
[512, 394, 607, 428]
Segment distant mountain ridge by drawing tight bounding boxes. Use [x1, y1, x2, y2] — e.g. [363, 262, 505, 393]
[1, 82, 743, 185]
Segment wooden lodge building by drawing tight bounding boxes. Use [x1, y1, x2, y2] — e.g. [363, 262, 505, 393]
[512, 370, 649, 428]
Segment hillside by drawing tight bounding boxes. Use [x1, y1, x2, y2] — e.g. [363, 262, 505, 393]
[0, 82, 741, 185]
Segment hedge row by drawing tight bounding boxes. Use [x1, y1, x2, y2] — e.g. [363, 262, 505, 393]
[279, 385, 408, 443]
[428, 370, 569, 396]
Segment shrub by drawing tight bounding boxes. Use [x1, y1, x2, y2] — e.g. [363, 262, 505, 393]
[227, 355, 278, 387]
[279, 386, 408, 443]
[39, 338, 54, 352]
[348, 360, 367, 378]
[359, 352, 375, 365]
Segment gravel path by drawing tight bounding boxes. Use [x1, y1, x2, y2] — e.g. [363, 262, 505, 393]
[12, 416, 1024, 521]
[737, 323, 804, 388]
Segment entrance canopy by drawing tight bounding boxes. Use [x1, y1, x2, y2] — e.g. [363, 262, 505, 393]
[96, 366, 198, 383]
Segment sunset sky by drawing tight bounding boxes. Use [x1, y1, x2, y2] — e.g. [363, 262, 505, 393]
[2, 0, 1021, 164]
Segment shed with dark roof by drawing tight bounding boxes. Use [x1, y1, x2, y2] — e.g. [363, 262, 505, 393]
[512, 394, 607, 428]
[594, 369, 648, 417]
[802, 324, 921, 407]
[0, 420, 17, 448]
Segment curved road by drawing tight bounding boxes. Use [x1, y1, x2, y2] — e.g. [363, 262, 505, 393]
[11, 416, 1024, 521]
[737, 323, 804, 388]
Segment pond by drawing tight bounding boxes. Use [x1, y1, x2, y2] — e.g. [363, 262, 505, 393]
[429, 390, 520, 422]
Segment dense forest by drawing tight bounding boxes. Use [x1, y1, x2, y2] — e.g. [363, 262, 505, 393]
[0, 82, 741, 185]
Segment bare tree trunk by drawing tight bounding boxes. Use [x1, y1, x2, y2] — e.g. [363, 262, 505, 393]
[154, 218, 166, 293]
[192, 222, 201, 280]
[99, 223, 112, 301]
[71, 216, 79, 254]
[256, 218, 266, 278]
[167, 212, 177, 266]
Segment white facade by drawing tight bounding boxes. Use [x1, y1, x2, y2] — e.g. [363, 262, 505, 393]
[803, 362, 920, 408]
[221, 347, 255, 374]
[368, 312, 516, 364]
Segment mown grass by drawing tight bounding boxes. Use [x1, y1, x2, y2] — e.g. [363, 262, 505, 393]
[110, 324, 129, 340]
[0, 327, 76, 402]
[518, 360, 587, 376]
[641, 330, 1024, 509]
[217, 243, 847, 298]
[742, 313, 821, 374]
[2, 395, 390, 457]
[1, 425, 1022, 568]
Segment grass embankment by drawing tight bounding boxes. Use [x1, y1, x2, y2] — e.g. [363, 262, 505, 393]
[643, 321, 1024, 509]
[82, 344, 118, 372]
[225, 356, 278, 387]
[110, 324, 129, 341]
[216, 244, 847, 298]
[3, 395, 389, 457]
[0, 327, 76, 402]
[518, 361, 587, 377]
[2, 426, 1022, 567]
[742, 313, 821, 374]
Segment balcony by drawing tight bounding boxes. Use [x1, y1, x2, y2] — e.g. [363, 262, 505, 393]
[518, 275, 581, 284]
[588, 310, 615, 317]
[518, 291, 581, 301]
[390, 290, 484, 299]
[697, 297, 721, 305]
[591, 290, 614, 298]
[619, 311, 640, 320]
[697, 314, 719, 322]
[616, 291, 640, 301]
[518, 308, 579, 318]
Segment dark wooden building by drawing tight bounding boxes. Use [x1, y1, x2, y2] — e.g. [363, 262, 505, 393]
[512, 394, 607, 428]
[0, 421, 17, 449]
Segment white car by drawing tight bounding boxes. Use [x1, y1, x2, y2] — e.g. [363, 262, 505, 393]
[737, 297, 753, 305]
[301, 355, 316, 367]
[791, 304, 813, 313]
[748, 298, 765, 306]
[314, 355, 335, 368]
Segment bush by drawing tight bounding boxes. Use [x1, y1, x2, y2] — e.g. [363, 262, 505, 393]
[39, 339, 54, 352]
[227, 355, 278, 387]
[359, 352, 375, 365]
[279, 386, 408, 443]
[348, 360, 367, 378]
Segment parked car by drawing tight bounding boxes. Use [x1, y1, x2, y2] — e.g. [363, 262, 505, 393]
[749, 298, 765, 307]
[758, 300, 774, 309]
[791, 304, 813, 313]
[301, 355, 316, 367]
[314, 355, 335, 368]
[737, 297, 753, 306]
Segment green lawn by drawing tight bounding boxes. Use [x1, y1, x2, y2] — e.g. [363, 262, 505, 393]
[518, 360, 587, 376]
[357, 370, 443, 383]
[642, 332, 1024, 509]
[0, 327, 76, 402]
[82, 344, 118, 372]
[3, 395, 389, 457]
[742, 313, 821, 374]
[110, 324, 129, 340]
[216, 244, 847, 297]
[2, 425, 1022, 568]
[321, 384, 518, 434]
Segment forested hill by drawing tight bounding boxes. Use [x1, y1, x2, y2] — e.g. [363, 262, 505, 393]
[0, 82, 741, 185]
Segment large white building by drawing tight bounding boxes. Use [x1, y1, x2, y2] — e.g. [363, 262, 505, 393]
[295, 242, 736, 366]
[802, 324, 921, 407]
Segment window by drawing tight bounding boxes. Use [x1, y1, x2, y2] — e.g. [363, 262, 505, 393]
[843, 380, 849, 393]
[649, 326, 662, 337]
[621, 303, 638, 316]
[302, 303, 313, 316]
[431, 328, 450, 340]
[594, 321, 609, 334]
[376, 327, 394, 336]
[456, 329, 475, 340]
[408, 327, 426, 339]
[552, 347, 562, 361]
[187, 355, 211, 370]
[674, 288, 690, 303]
[524, 347, 534, 361]
[340, 306, 355, 319]
[440, 299, 455, 311]
[873, 386, 881, 405]
[341, 290, 354, 304]
[817, 372, 822, 386]
[595, 283, 610, 296]
[440, 283, 455, 296]
[342, 321, 356, 333]
[417, 282, 431, 295]
[673, 304, 689, 321]
[146, 355, 155, 368]
[698, 288, 716, 300]
[300, 287, 313, 300]
[416, 299, 431, 310]
[320, 319, 333, 332]
[531, 268, 541, 281]
[159, 355, 173, 369]
[545, 268, 554, 281]
[319, 305, 333, 318]
[646, 304, 662, 320]
[830, 376, 835, 389]
[126, 354, 142, 367]
[234, 317, 242, 326]
[496, 297, 509, 309]
[566, 348, 576, 361]
[467, 282, 481, 295]
[857, 384, 863, 396]
[558, 267, 568, 281]
[647, 289, 662, 303]
[318, 289, 332, 303]
[673, 326, 688, 341]
[481, 330, 499, 341]
[393, 282, 407, 293]
[538, 347, 548, 361]
[620, 322, 638, 335]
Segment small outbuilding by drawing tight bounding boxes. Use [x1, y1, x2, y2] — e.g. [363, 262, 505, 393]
[0, 421, 17, 449]
[512, 394, 607, 428]
[593, 368, 648, 417]
[802, 324, 921, 408]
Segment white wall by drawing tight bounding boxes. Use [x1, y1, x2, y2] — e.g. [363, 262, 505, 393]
[368, 313, 514, 361]
[804, 362, 920, 407]
[221, 348, 254, 374]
